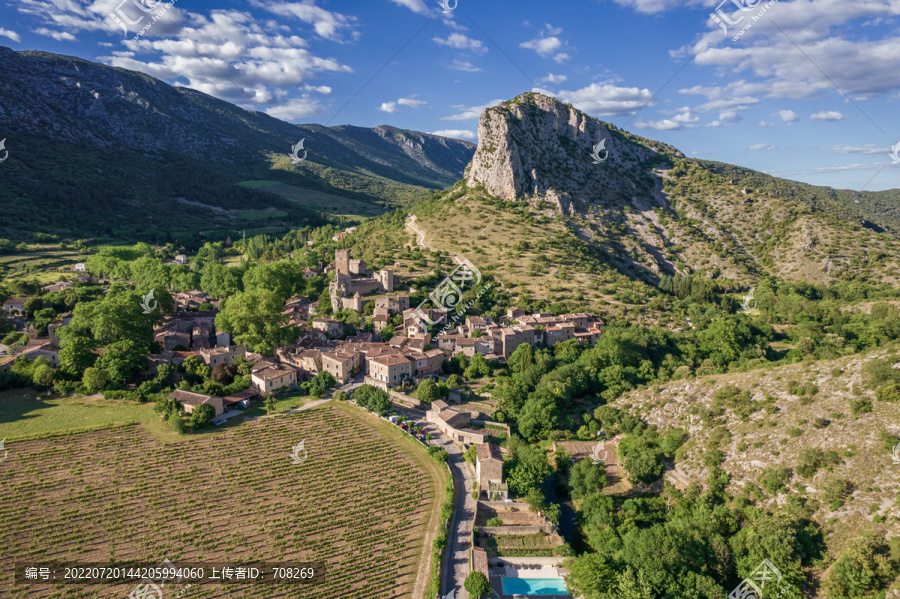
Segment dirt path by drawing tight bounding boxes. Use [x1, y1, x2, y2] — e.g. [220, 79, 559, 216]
[406, 215, 463, 266]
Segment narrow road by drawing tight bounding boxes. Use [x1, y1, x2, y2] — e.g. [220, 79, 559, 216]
[416, 419, 475, 599]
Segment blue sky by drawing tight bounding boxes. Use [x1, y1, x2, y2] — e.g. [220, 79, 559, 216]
[2, 0, 899, 191]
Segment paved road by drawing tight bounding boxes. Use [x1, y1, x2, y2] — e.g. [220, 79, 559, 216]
[414, 419, 475, 599]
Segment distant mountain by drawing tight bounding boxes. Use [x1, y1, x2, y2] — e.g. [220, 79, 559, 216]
[403, 92, 899, 303]
[0, 46, 475, 241]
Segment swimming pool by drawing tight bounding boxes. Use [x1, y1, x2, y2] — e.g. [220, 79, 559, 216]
[501, 577, 568, 595]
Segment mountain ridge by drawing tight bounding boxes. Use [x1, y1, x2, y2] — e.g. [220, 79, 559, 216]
[0, 46, 475, 241]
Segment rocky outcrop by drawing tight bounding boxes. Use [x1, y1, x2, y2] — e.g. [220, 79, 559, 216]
[465, 92, 662, 213]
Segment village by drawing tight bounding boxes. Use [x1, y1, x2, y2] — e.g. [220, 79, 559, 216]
[0, 245, 608, 598]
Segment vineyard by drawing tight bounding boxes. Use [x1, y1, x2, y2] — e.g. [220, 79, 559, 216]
[0, 403, 445, 598]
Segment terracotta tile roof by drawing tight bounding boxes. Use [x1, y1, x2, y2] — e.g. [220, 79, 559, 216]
[476, 443, 503, 462]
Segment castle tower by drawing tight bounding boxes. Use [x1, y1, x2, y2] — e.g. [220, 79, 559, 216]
[379, 268, 394, 293]
[335, 249, 350, 275]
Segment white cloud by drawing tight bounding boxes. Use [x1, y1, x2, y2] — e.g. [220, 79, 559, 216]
[779, 110, 799, 122]
[749, 143, 776, 150]
[431, 129, 477, 141]
[610, 0, 691, 14]
[265, 96, 325, 120]
[635, 106, 699, 130]
[810, 110, 844, 121]
[100, 10, 350, 117]
[548, 82, 654, 117]
[520, 24, 570, 62]
[826, 144, 884, 155]
[34, 27, 77, 41]
[378, 97, 427, 113]
[448, 59, 482, 72]
[759, 120, 775, 127]
[520, 36, 562, 56]
[539, 73, 567, 84]
[432, 33, 486, 53]
[708, 109, 742, 128]
[678, 81, 759, 113]
[441, 99, 504, 121]
[683, 0, 900, 101]
[387, 0, 431, 15]
[0, 28, 21, 42]
[251, 0, 358, 42]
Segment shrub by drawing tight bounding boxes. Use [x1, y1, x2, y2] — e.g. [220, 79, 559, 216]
[822, 477, 854, 510]
[758, 465, 792, 495]
[849, 398, 873, 415]
[786, 427, 802, 438]
[486, 517, 503, 527]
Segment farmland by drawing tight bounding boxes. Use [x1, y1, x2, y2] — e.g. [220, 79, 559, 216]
[0, 402, 447, 598]
[238, 181, 390, 220]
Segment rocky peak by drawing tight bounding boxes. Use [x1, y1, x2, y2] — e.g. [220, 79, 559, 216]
[465, 92, 662, 213]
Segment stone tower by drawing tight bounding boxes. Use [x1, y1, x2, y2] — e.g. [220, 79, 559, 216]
[335, 249, 350, 275]
[379, 268, 394, 293]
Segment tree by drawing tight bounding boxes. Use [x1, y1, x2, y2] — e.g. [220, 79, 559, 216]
[567, 553, 616, 599]
[69, 289, 167, 346]
[190, 403, 215, 429]
[568, 458, 608, 499]
[182, 355, 211, 384]
[507, 443, 553, 496]
[94, 340, 147, 387]
[464, 353, 491, 379]
[309, 371, 336, 398]
[352, 384, 392, 416]
[215, 288, 292, 355]
[242, 260, 303, 303]
[463, 443, 478, 464]
[58, 330, 97, 378]
[265, 393, 278, 414]
[517, 383, 566, 440]
[464, 571, 490, 598]
[200, 262, 243, 299]
[417, 379, 440, 403]
[32, 364, 54, 388]
[82, 367, 109, 393]
[171, 415, 187, 434]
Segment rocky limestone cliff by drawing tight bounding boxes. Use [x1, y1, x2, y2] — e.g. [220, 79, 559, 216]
[465, 92, 666, 214]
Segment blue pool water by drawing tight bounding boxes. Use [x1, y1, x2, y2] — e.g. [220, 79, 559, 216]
[501, 577, 568, 595]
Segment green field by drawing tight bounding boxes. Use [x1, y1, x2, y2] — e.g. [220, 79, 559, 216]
[0, 244, 89, 283]
[0, 389, 159, 440]
[239, 180, 390, 220]
[0, 389, 325, 443]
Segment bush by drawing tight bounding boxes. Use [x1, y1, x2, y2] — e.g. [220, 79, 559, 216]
[486, 517, 503, 527]
[849, 398, 873, 415]
[190, 403, 215, 429]
[786, 427, 802, 438]
[758, 465, 792, 494]
[426, 446, 448, 462]
[822, 477, 854, 510]
[464, 571, 490, 598]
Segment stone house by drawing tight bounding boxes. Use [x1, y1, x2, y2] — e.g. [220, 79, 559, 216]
[250, 364, 298, 392]
[198, 344, 246, 367]
[312, 318, 344, 338]
[167, 390, 225, 417]
[476, 443, 508, 499]
[367, 354, 413, 387]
